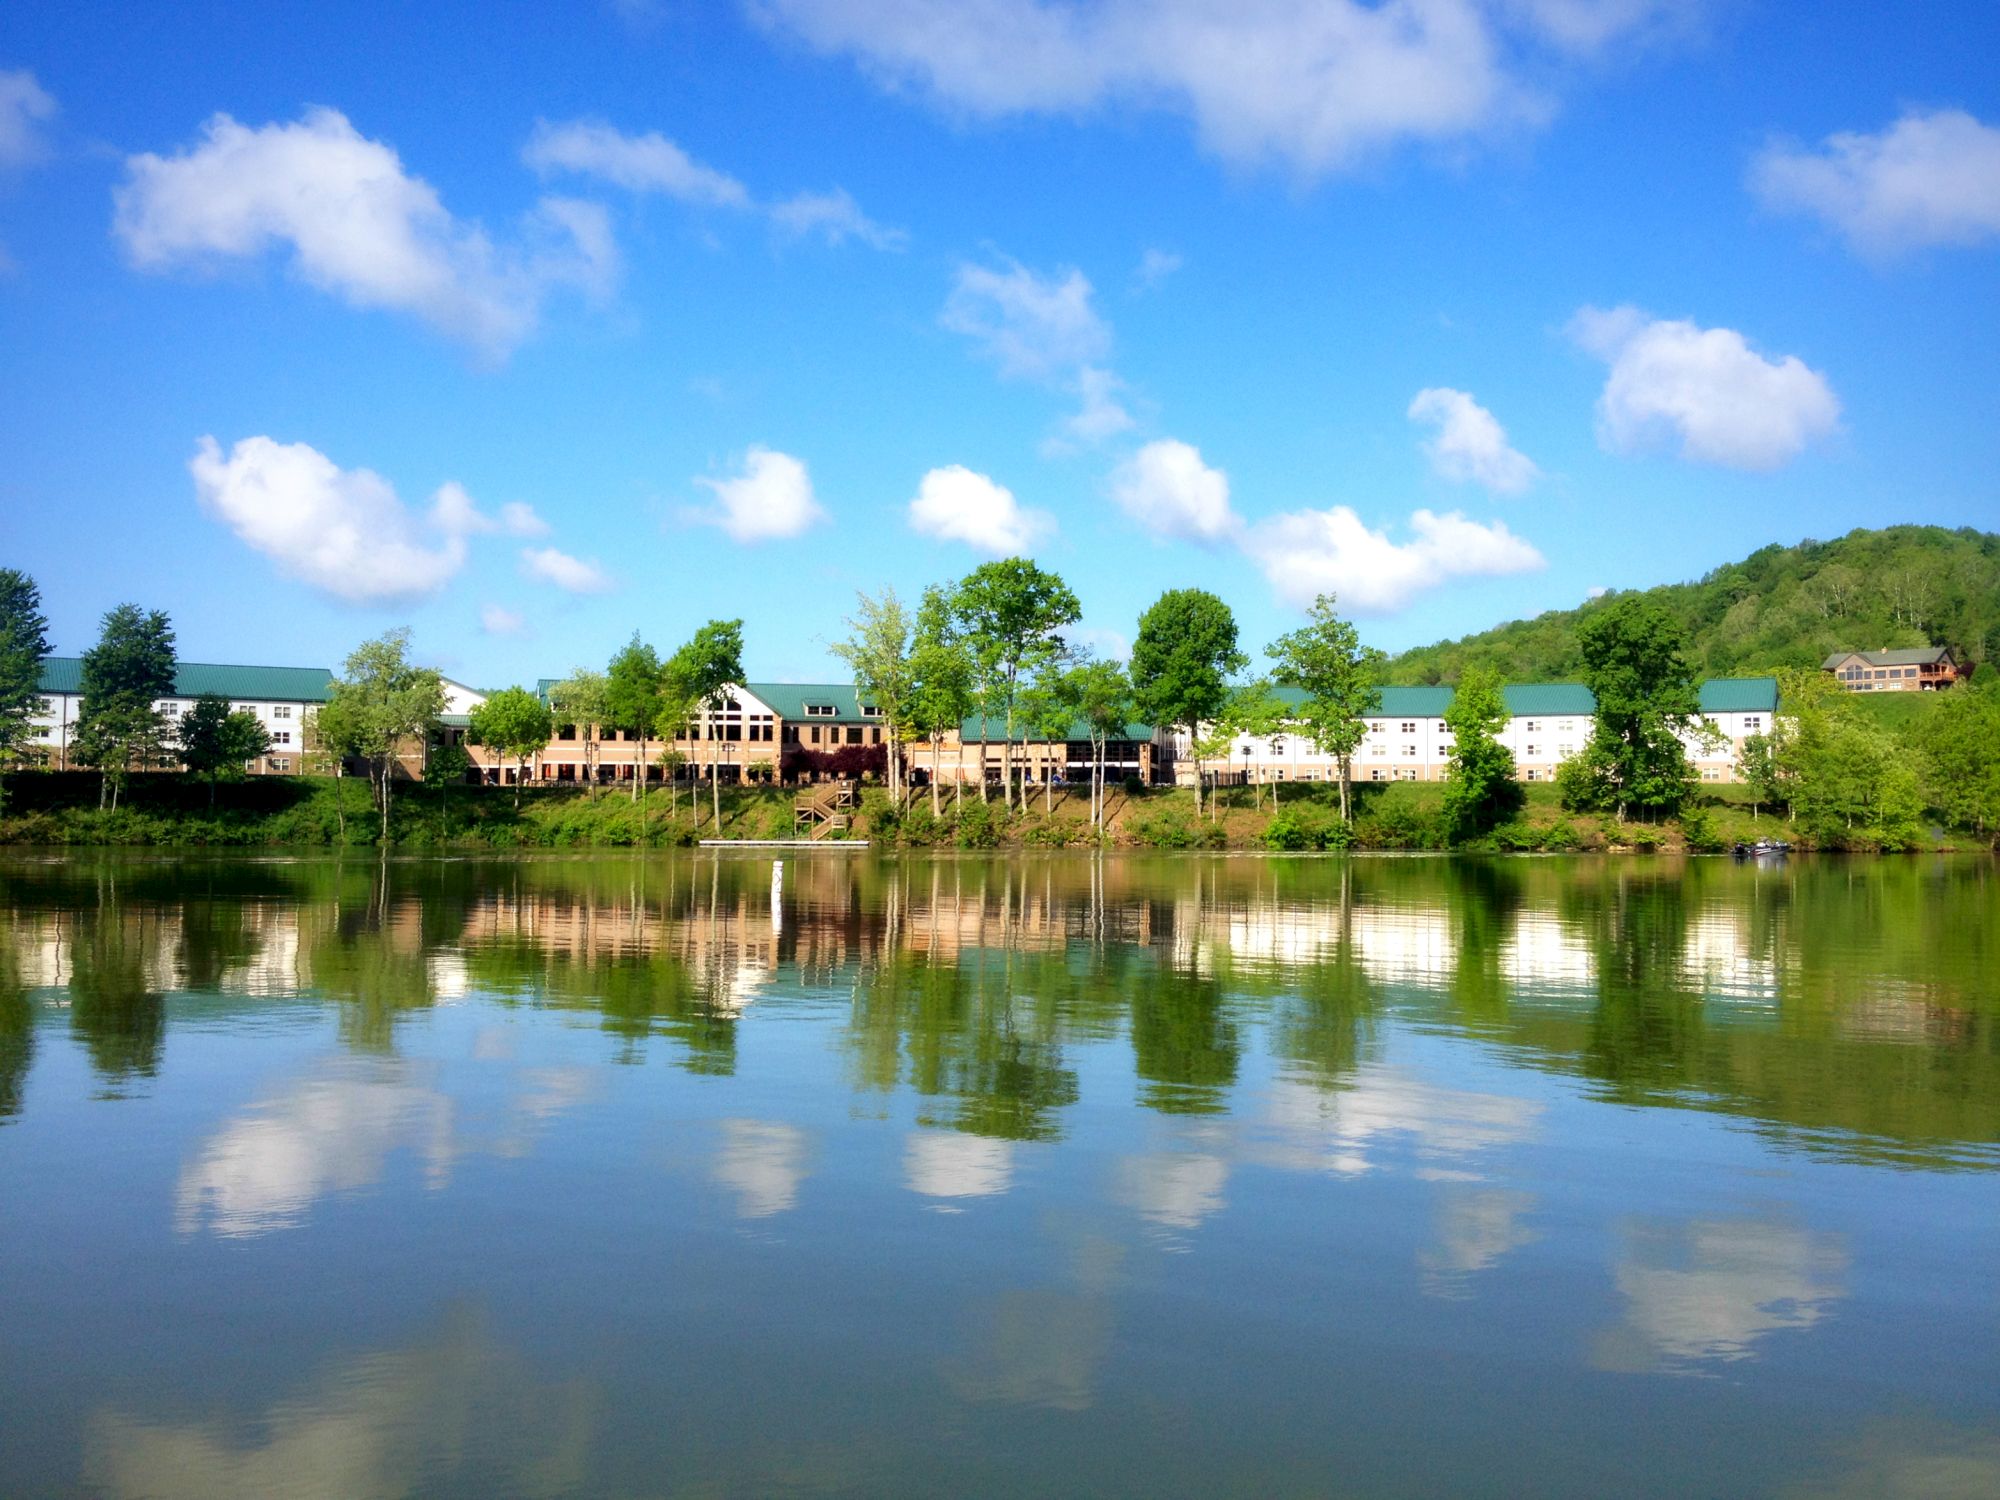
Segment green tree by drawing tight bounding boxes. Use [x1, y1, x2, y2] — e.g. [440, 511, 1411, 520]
[670, 619, 745, 829]
[830, 588, 915, 804]
[1441, 664, 1522, 841]
[0, 568, 51, 814]
[547, 668, 610, 794]
[604, 634, 663, 805]
[1739, 731, 1782, 821]
[424, 740, 472, 836]
[1916, 673, 2000, 841]
[325, 630, 446, 843]
[1267, 594, 1384, 823]
[469, 686, 554, 808]
[906, 584, 976, 813]
[176, 693, 273, 808]
[952, 559, 1081, 810]
[1131, 588, 1248, 817]
[74, 603, 177, 810]
[1764, 669, 1923, 848]
[1016, 655, 1083, 814]
[1219, 679, 1291, 810]
[302, 694, 365, 842]
[1563, 595, 1705, 820]
[1069, 656, 1133, 829]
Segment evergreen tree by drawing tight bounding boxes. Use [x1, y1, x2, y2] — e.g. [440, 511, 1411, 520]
[74, 604, 176, 809]
[0, 569, 51, 814]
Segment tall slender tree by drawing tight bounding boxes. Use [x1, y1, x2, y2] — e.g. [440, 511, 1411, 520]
[74, 604, 177, 810]
[1069, 656, 1134, 830]
[953, 559, 1081, 810]
[907, 583, 975, 814]
[324, 630, 446, 842]
[547, 668, 610, 794]
[672, 619, 744, 829]
[1267, 594, 1383, 824]
[605, 634, 663, 805]
[830, 588, 915, 804]
[1131, 588, 1247, 816]
[0, 569, 51, 815]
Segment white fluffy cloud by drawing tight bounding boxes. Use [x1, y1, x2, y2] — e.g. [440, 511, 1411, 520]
[523, 118, 750, 207]
[1407, 387, 1540, 493]
[749, 0, 1679, 176]
[519, 546, 614, 594]
[1570, 305, 1840, 471]
[431, 483, 550, 539]
[769, 187, 908, 249]
[693, 446, 827, 542]
[190, 435, 472, 605]
[0, 68, 56, 169]
[1245, 505, 1543, 612]
[1750, 108, 2000, 258]
[115, 108, 616, 358]
[1109, 439, 1241, 543]
[908, 465, 1053, 554]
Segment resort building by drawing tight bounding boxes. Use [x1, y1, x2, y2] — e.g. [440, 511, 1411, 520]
[1821, 647, 1963, 691]
[26, 658, 337, 775]
[1175, 677, 1780, 787]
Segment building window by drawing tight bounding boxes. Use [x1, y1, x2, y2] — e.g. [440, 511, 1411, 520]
[1403, 744, 1419, 757]
[1744, 716, 1761, 732]
[1525, 768, 1540, 782]
[1370, 767, 1388, 781]
[273, 705, 292, 720]
[1525, 744, 1539, 757]
[1399, 721, 1417, 734]
[1558, 744, 1573, 757]
[1524, 720, 1541, 733]
[861, 704, 882, 718]
[809, 726, 822, 745]
[269, 757, 290, 772]
[846, 726, 862, 745]
[1702, 767, 1722, 781]
[1270, 737, 1285, 754]
[272, 731, 292, 746]
[806, 703, 836, 717]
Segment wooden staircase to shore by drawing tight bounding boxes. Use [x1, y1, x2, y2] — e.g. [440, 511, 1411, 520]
[794, 780, 857, 840]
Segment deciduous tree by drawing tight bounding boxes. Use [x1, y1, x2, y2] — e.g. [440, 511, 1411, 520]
[1561, 596, 1704, 820]
[605, 634, 663, 805]
[831, 589, 915, 804]
[469, 687, 554, 808]
[953, 560, 1080, 810]
[1441, 665, 1522, 841]
[176, 693, 272, 808]
[671, 619, 744, 829]
[1131, 588, 1247, 817]
[325, 630, 446, 842]
[547, 669, 610, 794]
[75, 603, 177, 810]
[1267, 594, 1383, 823]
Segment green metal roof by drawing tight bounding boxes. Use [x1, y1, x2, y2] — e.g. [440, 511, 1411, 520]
[1269, 685, 1456, 717]
[37, 657, 335, 702]
[1500, 682, 1596, 716]
[959, 714, 1155, 744]
[1698, 676, 1779, 712]
[741, 682, 880, 723]
[1820, 647, 1952, 669]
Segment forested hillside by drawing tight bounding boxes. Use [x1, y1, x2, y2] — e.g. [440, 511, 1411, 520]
[1384, 526, 2000, 684]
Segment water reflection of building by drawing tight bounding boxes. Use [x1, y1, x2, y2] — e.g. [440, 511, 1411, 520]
[1681, 908, 1779, 1004]
[1497, 911, 1595, 994]
[1345, 904, 1457, 990]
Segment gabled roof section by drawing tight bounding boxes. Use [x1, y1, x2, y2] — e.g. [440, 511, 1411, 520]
[1821, 647, 1953, 669]
[1500, 683, 1596, 716]
[1699, 676, 1779, 713]
[37, 658, 335, 702]
[741, 682, 878, 723]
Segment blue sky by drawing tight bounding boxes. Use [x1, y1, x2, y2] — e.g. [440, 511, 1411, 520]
[1, 0, 1995, 686]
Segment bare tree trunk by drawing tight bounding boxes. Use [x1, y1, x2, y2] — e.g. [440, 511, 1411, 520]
[1338, 756, 1351, 823]
[979, 730, 990, 803]
[930, 735, 941, 815]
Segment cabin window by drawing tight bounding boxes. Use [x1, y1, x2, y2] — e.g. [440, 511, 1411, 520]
[806, 703, 836, 716]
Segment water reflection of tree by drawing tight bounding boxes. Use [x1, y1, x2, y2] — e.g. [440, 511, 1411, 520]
[0, 941, 29, 1121]
[68, 904, 167, 1088]
[467, 935, 730, 1074]
[1130, 959, 1239, 1115]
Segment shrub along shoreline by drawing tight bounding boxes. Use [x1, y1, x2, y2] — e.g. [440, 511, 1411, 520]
[0, 771, 1979, 854]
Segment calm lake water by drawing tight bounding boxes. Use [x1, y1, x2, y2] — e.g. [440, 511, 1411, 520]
[1, 851, 1996, 1499]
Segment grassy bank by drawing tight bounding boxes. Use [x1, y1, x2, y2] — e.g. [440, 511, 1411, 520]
[0, 769, 1924, 853]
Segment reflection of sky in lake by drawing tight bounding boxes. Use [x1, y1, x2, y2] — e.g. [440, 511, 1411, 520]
[1, 852, 1997, 1499]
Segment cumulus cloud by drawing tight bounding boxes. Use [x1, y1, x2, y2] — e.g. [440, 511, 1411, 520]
[749, 0, 1680, 177]
[1750, 108, 2000, 258]
[692, 445, 827, 542]
[523, 117, 750, 207]
[116, 108, 616, 359]
[431, 483, 550, 539]
[1108, 438, 1241, 544]
[1569, 305, 1840, 471]
[908, 464, 1054, 554]
[0, 68, 56, 169]
[1244, 504, 1543, 612]
[190, 435, 472, 605]
[479, 603, 527, 636]
[1060, 366, 1138, 444]
[520, 546, 614, 594]
[769, 187, 908, 249]
[1407, 387, 1540, 493]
